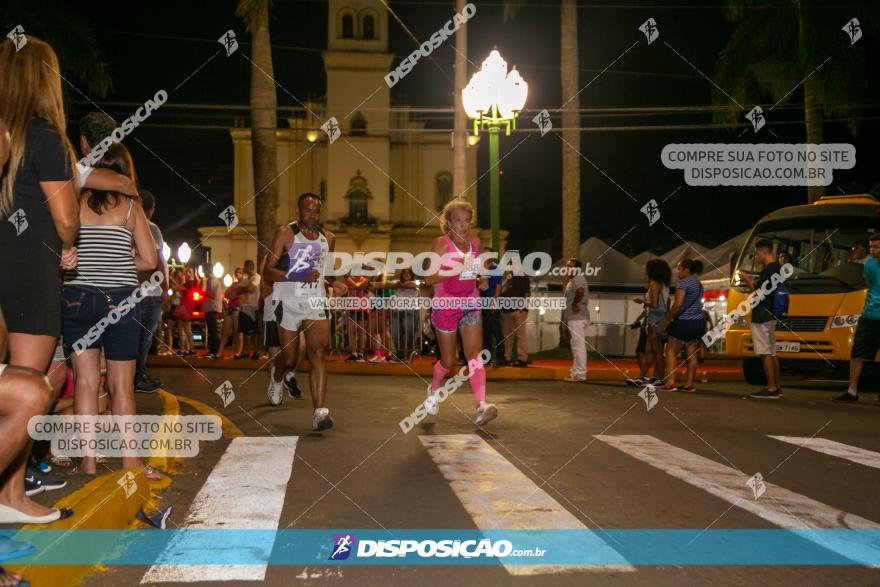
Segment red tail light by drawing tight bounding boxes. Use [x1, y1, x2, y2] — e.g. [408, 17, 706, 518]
[192, 291, 202, 301]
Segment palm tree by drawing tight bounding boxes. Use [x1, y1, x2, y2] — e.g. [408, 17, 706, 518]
[505, 0, 580, 349]
[453, 0, 469, 203]
[713, 1, 877, 202]
[237, 0, 278, 265]
[504, 0, 581, 260]
[4, 0, 112, 96]
[559, 0, 580, 261]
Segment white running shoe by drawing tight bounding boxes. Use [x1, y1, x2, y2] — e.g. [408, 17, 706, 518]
[474, 401, 498, 426]
[424, 390, 439, 416]
[312, 407, 334, 431]
[267, 379, 283, 406]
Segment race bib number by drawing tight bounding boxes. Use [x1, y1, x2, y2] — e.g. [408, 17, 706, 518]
[459, 253, 479, 280]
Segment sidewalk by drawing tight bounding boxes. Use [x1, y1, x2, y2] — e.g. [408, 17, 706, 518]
[148, 352, 744, 382]
[4, 391, 175, 587]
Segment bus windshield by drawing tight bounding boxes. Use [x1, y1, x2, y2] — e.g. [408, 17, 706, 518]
[732, 217, 879, 294]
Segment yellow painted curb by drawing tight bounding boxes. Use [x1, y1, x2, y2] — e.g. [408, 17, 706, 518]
[7, 468, 150, 587]
[173, 394, 244, 438]
[7, 390, 188, 586]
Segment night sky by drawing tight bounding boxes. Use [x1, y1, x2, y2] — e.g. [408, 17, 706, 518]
[8, 0, 880, 262]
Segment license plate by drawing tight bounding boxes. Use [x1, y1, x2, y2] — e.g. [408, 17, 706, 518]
[776, 341, 800, 353]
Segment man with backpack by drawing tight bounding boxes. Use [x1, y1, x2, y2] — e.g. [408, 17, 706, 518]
[739, 239, 785, 399]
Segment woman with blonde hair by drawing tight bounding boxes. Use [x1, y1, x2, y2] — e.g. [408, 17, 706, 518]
[0, 36, 79, 524]
[423, 199, 497, 426]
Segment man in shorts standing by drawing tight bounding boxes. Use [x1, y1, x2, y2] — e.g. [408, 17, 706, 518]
[834, 233, 880, 403]
[741, 239, 782, 399]
[263, 193, 345, 430]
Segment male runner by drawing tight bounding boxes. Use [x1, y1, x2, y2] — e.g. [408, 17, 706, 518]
[263, 193, 345, 430]
[259, 244, 302, 400]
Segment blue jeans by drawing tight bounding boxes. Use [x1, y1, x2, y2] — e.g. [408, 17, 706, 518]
[136, 296, 163, 381]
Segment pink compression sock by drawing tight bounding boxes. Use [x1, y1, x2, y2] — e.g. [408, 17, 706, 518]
[468, 363, 486, 407]
[431, 361, 449, 392]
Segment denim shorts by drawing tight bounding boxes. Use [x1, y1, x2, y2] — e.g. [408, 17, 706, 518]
[667, 318, 706, 344]
[61, 285, 142, 361]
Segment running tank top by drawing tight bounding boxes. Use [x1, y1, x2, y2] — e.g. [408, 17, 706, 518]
[64, 199, 138, 287]
[433, 234, 479, 299]
[273, 221, 329, 300]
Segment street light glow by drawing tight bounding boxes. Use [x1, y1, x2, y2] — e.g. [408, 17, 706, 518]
[462, 50, 528, 122]
[213, 262, 224, 278]
[162, 242, 171, 262]
[223, 274, 233, 287]
[178, 242, 192, 264]
[461, 49, 528, 253]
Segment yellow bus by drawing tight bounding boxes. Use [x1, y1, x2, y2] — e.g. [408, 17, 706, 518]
[725, 194, 880, 384]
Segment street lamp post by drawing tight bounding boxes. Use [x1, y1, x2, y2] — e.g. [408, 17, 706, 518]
[461, 49, 528, 251]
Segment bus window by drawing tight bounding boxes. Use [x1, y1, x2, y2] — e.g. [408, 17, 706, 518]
[734, 224, 878, 294]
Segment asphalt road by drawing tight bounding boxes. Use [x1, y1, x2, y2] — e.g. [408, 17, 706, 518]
[84, 366, 880, 586]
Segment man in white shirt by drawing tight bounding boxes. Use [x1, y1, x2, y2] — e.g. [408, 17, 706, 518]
[563, 258, 590, 382]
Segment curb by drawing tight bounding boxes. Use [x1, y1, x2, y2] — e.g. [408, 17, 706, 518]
[7, 468, 150, 587]
[6, 390, 181, 586]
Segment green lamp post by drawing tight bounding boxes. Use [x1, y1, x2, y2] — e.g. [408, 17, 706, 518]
[461, 49, 528, 251]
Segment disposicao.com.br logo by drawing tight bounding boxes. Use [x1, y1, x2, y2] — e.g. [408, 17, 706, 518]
[337, 536, 545, 559]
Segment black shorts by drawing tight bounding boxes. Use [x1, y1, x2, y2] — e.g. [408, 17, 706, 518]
[263, 320, 280, 348]
[238, 311, 257, 335]
[667, 318, 706, 344]
[851, 317, 880, 360]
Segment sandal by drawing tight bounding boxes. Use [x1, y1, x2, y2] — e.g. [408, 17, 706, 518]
[49, 454, 72, 468]
[142, 466, 167, 483]
[0, 565, 29, 586]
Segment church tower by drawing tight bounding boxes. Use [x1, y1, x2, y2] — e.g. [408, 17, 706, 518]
[322, 0, 394, 249]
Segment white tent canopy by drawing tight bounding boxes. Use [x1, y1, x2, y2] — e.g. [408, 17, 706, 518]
[538, 231, 750, 289]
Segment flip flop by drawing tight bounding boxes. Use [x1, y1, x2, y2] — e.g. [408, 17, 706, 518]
[0, 538, 36, 562]
[0, 565, 29, 586]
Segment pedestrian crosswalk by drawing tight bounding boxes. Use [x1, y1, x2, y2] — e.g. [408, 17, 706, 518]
[142, 436, 299, 583]
[420, 434, 634, 574]
[768, 436, 880, 470]
[139, 432, 880, 581]
[595, 434, 880, 564]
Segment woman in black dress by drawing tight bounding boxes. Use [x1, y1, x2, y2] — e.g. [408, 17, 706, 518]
[0, 37, 79, 522]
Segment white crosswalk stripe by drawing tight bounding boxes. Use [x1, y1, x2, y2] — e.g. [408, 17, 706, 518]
[768, 436, 880, 470]
[141, 436, 299, 583]
[420, 434, 634, 575]
[596, 434, 880, 566]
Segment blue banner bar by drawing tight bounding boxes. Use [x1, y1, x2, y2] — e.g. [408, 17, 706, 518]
[6, 529, 880, 566]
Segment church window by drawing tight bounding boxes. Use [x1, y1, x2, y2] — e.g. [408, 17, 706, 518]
[341, 12, 354, 39]
[350, 112, 367, 136]
[362, 14, 376, 39]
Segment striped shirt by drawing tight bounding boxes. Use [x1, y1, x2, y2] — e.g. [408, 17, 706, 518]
[64, 224, 138, 287]
[674, 276, 704, 320]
